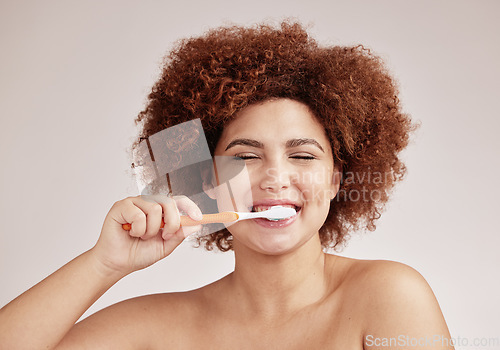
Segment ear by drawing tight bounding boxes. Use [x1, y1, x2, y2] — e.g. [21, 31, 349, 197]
[202, 180, 217, 200]
[201, 165, 217, 200]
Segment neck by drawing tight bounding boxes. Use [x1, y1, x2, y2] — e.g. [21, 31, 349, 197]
[228, 235, 330, 320]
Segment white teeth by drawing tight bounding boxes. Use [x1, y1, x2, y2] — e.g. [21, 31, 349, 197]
[252, 204, 296, 212]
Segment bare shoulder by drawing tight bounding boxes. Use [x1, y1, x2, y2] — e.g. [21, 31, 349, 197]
[58, 288, 206, 349]
[346, 258, 430, 291]
[327, 255, 419, 285]
[336, 257, 440, 312]
[329, 256, 452, 349]
[329, 255, 432, 293]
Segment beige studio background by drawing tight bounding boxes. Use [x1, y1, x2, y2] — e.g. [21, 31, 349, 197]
[1, 0, 499, 347]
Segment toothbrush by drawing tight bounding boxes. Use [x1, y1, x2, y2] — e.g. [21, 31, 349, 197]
[121, 205, 296, 231]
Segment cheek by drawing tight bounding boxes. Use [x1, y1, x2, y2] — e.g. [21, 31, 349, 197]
[295, 168, 334, 205]
[212, 158, 254, 212]
[213, 183, 252, 212]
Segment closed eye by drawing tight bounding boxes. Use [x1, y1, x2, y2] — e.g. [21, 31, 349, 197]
[234, 154, 316, 160]
[236, 156, 257, 160]
[291, 156, 315, 160]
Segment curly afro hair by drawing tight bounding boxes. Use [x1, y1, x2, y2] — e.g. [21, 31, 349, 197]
[132, 19, 418, 252]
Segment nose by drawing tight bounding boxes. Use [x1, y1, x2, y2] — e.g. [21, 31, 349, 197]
[258, 158, 295, 192]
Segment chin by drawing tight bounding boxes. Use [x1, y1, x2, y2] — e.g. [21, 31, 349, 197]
[240, 231, 314, 256]
[253, 243, 297, 256]
[229, 217, 322, 256]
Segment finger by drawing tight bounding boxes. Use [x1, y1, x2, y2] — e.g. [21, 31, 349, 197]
[161, 226, 186, 252]
[173, 195, 203, 221]
[161, 223, 201, 252]
[179, 224, 202, 238]
[139, 195, 202, 240]
[157, 197, 181, 239]
[128, 196, 163, 240]
[171, 195, 203, 238]
[118, 200, 147, 238]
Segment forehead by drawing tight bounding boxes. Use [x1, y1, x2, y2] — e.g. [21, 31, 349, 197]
[217, 99, 329, 148]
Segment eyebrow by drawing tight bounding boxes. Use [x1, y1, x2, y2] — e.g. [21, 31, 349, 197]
[224, 138, 325, 153]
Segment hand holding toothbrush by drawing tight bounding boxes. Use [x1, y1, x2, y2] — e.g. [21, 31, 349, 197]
[92, 195, 296, 278]
[91, 195, 204, 277]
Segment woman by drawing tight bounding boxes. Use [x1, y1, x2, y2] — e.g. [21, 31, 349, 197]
[0, 20, 453, 349]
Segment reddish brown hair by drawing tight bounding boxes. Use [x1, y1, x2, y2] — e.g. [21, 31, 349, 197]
[133, 20, 418, 251]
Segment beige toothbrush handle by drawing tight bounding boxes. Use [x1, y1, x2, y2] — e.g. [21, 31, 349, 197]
[122, 212, 239, 230]
[180, 212, 239, 226]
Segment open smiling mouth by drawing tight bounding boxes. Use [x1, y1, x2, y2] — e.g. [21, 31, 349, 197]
[249, 204, 302, 222]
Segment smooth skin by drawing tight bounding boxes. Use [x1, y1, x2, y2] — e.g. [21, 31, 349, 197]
[0, 99, 453, 349]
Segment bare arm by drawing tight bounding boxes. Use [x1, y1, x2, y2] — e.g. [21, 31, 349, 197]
[0, 250, 124, 349]
[0, 195, 202, 349]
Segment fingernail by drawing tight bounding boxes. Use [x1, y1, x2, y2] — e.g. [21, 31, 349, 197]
[191, 208, 203, 221]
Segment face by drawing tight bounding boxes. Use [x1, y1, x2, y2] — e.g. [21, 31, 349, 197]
[211, 98, 340, 255]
